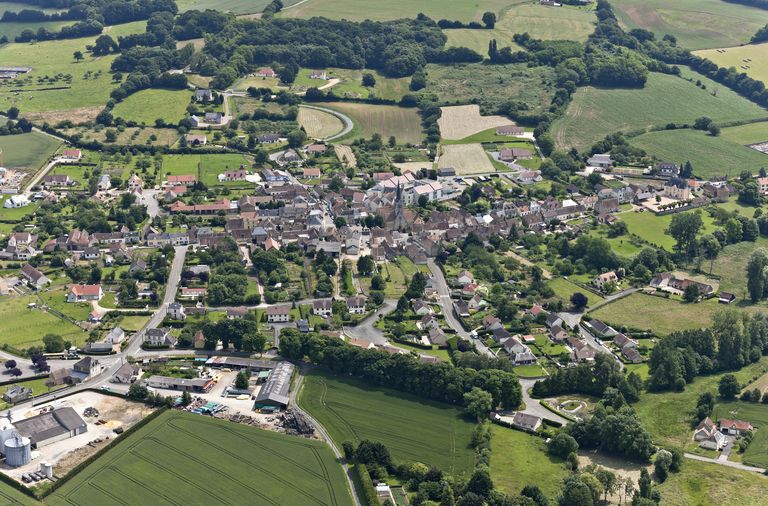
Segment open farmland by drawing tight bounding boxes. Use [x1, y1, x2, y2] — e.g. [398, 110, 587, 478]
[176, 0, 302, 14]
[334, 145, 356, 168]
[611, 0, 768, 50]
[657, 458, 768, 506]
[0, 131, 61, 172]
[298, 106, 344, 139]
[112, 89, 192, 125]
[321, 102, 423, 144]
[695, 42, 768, 86]
[551, 70, 768, 150]
[721, 121, 768, 145]
[281, 0, 512, 22]
[45, 409, 353, 506]
[712, 401, 768, 468]
[0, 20, 73, 41]
[161, 153, 250, 186]
[298, 370, 476, 476]
[630, 129, 768, 179]
[439, 143, 495, 174]
[438, 105, 512, 141]
[293, 68, 410, 101]
[0, 295, 84, 350]
[60, 126, 180, 147]
[710, 237, 768, 297]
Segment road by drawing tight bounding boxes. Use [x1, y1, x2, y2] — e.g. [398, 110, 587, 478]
[342, 299, 396, 345]
[518, 378, 569, 425]
[140, 189, 162, 219]
[684, 452, 766, 473]
[299, 104, 354, 141]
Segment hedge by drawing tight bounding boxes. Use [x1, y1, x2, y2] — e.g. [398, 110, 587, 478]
[353, 464, 379, 506]
[0, 468, 36, 500]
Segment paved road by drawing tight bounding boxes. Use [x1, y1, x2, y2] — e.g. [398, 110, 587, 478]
[342, 299, 395, 345]
[140, 189, 162, 219]
[684, 452, 766, 473]
[299, 105, 354, 141]
[577, 324, 624, 370]
[517, 378, 569, 425]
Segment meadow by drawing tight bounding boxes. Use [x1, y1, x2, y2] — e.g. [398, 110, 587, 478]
[551, 70, 768, 150]
[712, 401, 768, 468]
[281, 0, 512, 22]
[547, 277, 603, 308]
[490, 425, 568, 501]
[298, 370, 476, 476]
[161, 153, 251, 186]
[611, 0, 768, 50]
[46, 410, 353, 506]
[112, 89, 192, 125]
[695, 42, 768, 86]
[619, 208, 719, 251]
[657, 458, 768, 506]
[321, 102, 423, 144]
[176, 0, 302, 14]
[0, 131, 61, 172]
[297, 106, 344, 139]
[630, 129, 768, 179]
[721, 121, 768, 145]
[293, 68, 411, 101]
[0, 295, 85, 350]
[710, 236, 768, 296]
[0, 20, 72, 41]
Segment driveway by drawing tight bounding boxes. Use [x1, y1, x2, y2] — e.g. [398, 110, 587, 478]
[342, 299, 396, 345]
[684, 452, 766, 473]
[518, 378, 569, 425]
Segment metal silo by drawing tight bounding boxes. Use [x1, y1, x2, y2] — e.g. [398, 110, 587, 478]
[4, 433, 31, 467]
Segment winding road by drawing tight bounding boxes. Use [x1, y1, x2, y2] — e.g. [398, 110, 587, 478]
[299, 104, 354, 141]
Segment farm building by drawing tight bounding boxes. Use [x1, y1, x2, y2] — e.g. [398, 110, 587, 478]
[146, 375, 214, 393]
[253, 361, 295, 410]
[2, 385, 32, 404]
[13, 407, 87, 448]
[205, 356, 278, 371]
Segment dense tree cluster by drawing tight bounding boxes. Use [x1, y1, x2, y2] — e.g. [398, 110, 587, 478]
[532, 354, 643, 402]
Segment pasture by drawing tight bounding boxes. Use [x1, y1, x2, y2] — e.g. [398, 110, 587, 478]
[490, 425, 568, 501]
[281, 0, 511, 22]
[712, 401, 768, 468]
[0, 294, 85, 350]
[438, 105, 511, 141]
[438, 143, 495, 174]
[611, 0, 768, 50]
[695, 42, 768, 86]
[619, 208, 718, 251]
[0, 20, 73, 41]
[297, 106, 344, 139]
[112, 89, 192, 125]
[551, 70, 768, 150]
[0, 131, 61, 172]
[721, 121, 768, 145]
[630, 129, 768, 179]
[710, 236, 768, 296]
[293, 68, 410, 101]
[46, 410, 353, 506]
[176, 0, 302, 14]
[161, 153, 250, 186]
[657, 458, 768, 506]
[321, 102, 423, 144]
[298, 370, 476, 476]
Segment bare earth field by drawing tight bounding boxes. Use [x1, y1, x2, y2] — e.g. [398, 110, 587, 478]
[438, 105, 512, 141]
[439, 143, 495, 174]
[297, 106, 344, 139]
[334, 145, 357, 168]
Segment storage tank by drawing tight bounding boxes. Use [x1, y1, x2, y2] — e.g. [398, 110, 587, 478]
[0, 417, 15, 449]
[4, 433, 31, 467]
[40, 462, 52, 479]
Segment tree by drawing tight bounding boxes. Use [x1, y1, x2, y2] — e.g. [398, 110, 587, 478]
[521, 485, 549, 506]
[235, 370, 250, 389]
[287, 129, 307, 148]
[4, 360, 16, 370]
[10, 368, 21, 378]
[654, 449, 673, 482]
[113, 72, 123, 82]
[594, 468, 617, 505]
[466, 467, 493, 498]
[42, 333, 65, 353]
[362, 73, 376, 87]
[482, 12, 497, 28]
[181, 390, 192, 406]
[570, 292, 588, 311]
[6, 107, 19, 120]
[558, 476, 593, 506]
[73, 50, 84, 61]
[719, 374, 740, 399]
[371, 274, 385, 291]
[683, 283, 700, 303]
[357, 255, 375, 276]
[463, 387, 493, 419]
[667, 212, 703, 261]
[548, 432, 579, 459]
[708, 123, 721, 136]
[127, 383, 149, 400]
[746, 249, 768, 302]
[699, 234, 721, 274]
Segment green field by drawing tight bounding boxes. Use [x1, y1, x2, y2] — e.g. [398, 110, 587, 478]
[0, 20, 73, 41]
[630, 129, 768, 179]
[281, 0, 512, 22]
[321, 102, 423, 144]
[0, 131, 61, 174]
[490, 425, 568, 501]
[551, 70, 768, 151]
[162, 153, 250, 186]
[695, 42, 768, 86]
[547, 277, 603, 308]
[298, 370, 476, 476]
[112, 89, 192, 125]
[619, 208, 719, 251]
[658, 458, 768, 506]
[177, 0, 302, 14]
[293, 68, 411, 101]
[712, 401, 768, 468]
[721, 121, 768, 145]
[46, 409, 353, 506]
[611, 0, 768, 50]
[710, 237, 768, 297]
[0, 295, 85, 350]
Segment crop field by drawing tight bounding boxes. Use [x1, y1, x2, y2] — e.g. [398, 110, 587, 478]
[321, 102, 423, 144]
[281, 0, 511, 22]
[630, 129, 768, 179]
[298, 370, 476, 475]
[611, 0, 768, 50]
[438, 143, 495, 174]
[46, 410, 353, 506]
[161, 153, 250, 186]
[60, 126, 180, 147]
[0, 295, 84, 350]
[293, 68, 410, 101]
[490, 425, 568, 501]
[0, 131, 61, 172]
[438, 105, 512, 141]
[695, 42, 768, 86]
[657, 458, 768, 506]
[712, 401, 768, 468]
[298, 106, 344, 139]
[334, 145, 356, 168]
[112, 89, 192, 125]
[721, 121, 768, 145]
[551, 70, 768, 150]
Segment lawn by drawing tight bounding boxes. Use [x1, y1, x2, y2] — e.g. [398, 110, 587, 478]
[712, 400, 768, 467]
[293, 68, 411, 101]
[321, 102, 423, 144]
[551, 70, 768, 151]
[112, 89, 192, 125]
[547, 277, 603, 308]
[281, 0, 512, 22]
[0, 376, 67, 405]
[721, 121, 768, 145]
[298, 370, 476, 476]
[115, 315, 151, 332]
[611, 0, 768, 50]
[630, 129, 768, 179]
[489, 425, 568, 501]
[633, 357, 768, 448]
[0, 295, 84, 350]
[619, 208, 718, 251]
[161, 153, 250, 186]
[297, 106, 344, 139]
[46, 409, 353, 506]
[0, 131, 61, 172]
[657, 457, 768, 505]
[40, 286, 92, 322]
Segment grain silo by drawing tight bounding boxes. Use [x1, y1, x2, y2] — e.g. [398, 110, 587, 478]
[4, 432, 31, 467]
[0, 416, 15, 449]
[40, 462, 52, 479]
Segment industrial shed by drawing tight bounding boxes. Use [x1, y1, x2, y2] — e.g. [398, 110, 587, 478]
[253, 362, 295, 410]
[13, 407, 87, 448]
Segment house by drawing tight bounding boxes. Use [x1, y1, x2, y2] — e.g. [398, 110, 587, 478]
[4, 195, 29, 208]
[349, 337, 375, 349]
[663, 177, 690, 200]
[457, 270, 474, 285]
[593, 271, 618, 290]
[574, 347, 596, 362]
[167, 175, 197, 187]
[186, 134, 208, 146]
[428, 327, 448, 347]
[111, 362, 140, 384]
[127, 174, 143, 191]
[105, 327, 125, 345]
[496, 125, 525, 136]
[3, 385, 32, 404]
[482, 315, 503, 331]
[544, 313, 563, 329]
[310, 70, 328, 80]
[168, 302, 187, 320]
[693, 417, 727, 450]
[516, 171, 542, 185]
[267, 305, 290, 323]
[587, 319, 616, 338]
[297, 319, 310, 333]
[306, 144, 327, 155]
[60, 149, 82, 161]
[97, 174, 111, 191]
[719, 418, 754, 436]
[73, 356, 101, 377]
[180, 287, 207, 300]
[146, 375, 214, 393]
[586, 153, 613, 169]
[503, 336, 528, 355]
[194, 330, 206, 349]
[511, 412, 542, 432]
[656, 162, 679, 178]
[67, 284, 102, 302]
[257, 134, 281, 144]
[412, 300, 432, 316]
[550, 325, 568, 342]
[303, 167, 321, 178]
[622, 346, 643, 364]
[758, 177, 768, 195]
[613, 333, 638, 349]
[420, 315, 440, 330]
[454, 300, 470, 317]
[195, 89, 213, 102]
[719, 292, 736, 304]
[313, 299, 333, 317]
[255, 67, 277, 78]
[43, 174, 74, 187]
[144, 328, 177, 347]
[347, 295, 366, 315]
[205, 112, 223, 124]
[21, 263, 50, 289]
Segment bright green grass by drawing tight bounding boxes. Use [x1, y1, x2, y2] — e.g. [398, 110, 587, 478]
[634, 357, 768, 448]
[46, 409, 353, 506]
[631, 129, 768, 179]
[712, 400, 768, 467]
[112, 89, 192, 125]
[619, 208, 718, 251]
[695, 42, 768, 87]
[293, 68, 410, 102]
[0, 131, 61, 172]
[161, 153, 250, 186]
[321, 102, 423, 144]
[721, 121, 768, 145]
[0, 198, 40, 221]
[39, 286, 92, 321]
[392, 341, 451, 361]
[441, 127, 533, 145]
[624, 362, 649, 380]
[281, 0, 512, 22]
[657, 458, 768, 506]
[489, 425, 568, 501]
[547, 277, 603, 308]
[298, 370, 476, 476]
[0, 21, 144, 114]
[176, 0, 302, 14]
[0, 20, 73, 41]
[0, 295, 85, 350]
[551, 70, 768, 151]
[0, 376, 67, 401]
[710, 236, 768, 296]
[611, 0, 768, 50]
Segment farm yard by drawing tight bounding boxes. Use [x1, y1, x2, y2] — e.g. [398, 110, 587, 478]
[551, 69, 768, 150]
[280, 0, 511, 22]
[611, 0, 768, 50]
[297, 106, 345, 139]
[298, 370, 476, 476]
[0, 131, 61, 173]
[321, 102, 423, 144]
[438, 143, 495, 175]
[45, 409, 354, 506]
[111, 89, 192, 126]
[438, 105, 512, 141]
